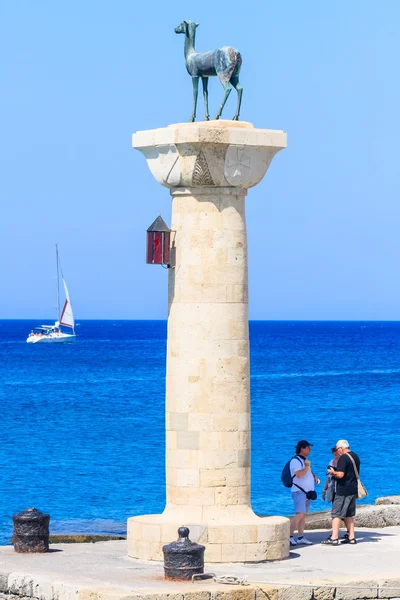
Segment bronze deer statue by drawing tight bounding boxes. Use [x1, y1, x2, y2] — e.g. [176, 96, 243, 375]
[174, 20, 243, 122]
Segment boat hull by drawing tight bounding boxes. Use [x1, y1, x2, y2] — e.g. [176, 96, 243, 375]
[26, 334, 76, 344]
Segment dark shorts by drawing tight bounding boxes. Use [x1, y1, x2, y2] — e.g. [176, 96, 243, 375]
[331, 494, 357, 519]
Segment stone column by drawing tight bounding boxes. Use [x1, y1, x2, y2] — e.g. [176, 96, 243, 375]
[128, 121, 289, 563]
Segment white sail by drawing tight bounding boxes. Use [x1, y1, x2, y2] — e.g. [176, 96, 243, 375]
[60, 278, 75, 329]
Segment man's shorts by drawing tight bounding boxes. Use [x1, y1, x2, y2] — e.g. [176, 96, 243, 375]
[331, 494, 357, 519]
[292, 491, 311, 514]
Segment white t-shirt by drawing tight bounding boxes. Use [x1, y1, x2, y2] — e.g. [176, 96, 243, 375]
[290, 456, 315, 493]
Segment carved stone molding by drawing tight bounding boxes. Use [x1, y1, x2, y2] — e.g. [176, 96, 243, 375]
[139, 144, 181, 188]
[132, 122, 286, 190]
[192, 151, 215, 186]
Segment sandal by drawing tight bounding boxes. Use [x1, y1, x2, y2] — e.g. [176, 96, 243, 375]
[342, 537, 357, 544]
[321, 538, 339, 546]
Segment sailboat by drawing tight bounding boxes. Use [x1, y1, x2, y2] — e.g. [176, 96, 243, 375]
[26, 245, 76, 344]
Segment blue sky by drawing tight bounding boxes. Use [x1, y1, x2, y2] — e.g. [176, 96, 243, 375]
[1, 1, 399, 320]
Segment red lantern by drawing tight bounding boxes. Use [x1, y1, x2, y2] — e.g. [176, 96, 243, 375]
[146, 215, 171, 265]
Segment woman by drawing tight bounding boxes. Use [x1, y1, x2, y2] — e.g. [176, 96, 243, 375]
[322, 447, 339, 502]
[322, 446, 350, 543]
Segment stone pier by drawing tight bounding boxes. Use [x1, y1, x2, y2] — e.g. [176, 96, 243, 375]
[128, 121, 289, 562]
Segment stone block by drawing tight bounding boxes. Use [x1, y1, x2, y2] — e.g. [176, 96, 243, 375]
[184, 593, 211, 600]
[166, 467, 177, 487]
[238, 449, 250, 468]
[183, 524, 208, 544]
[176, 247, 204, 268]
[188, 413, 214, 431]
[142, 523, 161, 543]
[208, 525, 235, 544]
[179, 284, 203, 302]
[238, 431, 250, 449]
[265, 539, 289, 561]
[198, 450, 237, 469]
[221, 542, 247, 562]
[198, 211, 223, 231]
[200, 468, 227, 487]
[161, 523, 182, 542]
[204, 542, 222, 563]
[216, 431, 241, 450]
[138, 595, 184, 600]
[136, 540, 151, 561]
[276, 521, 290, 540]
[179, 227, 214, 245]
[148, 541, 163, 560]
[0, 573, 9, 593]
[238, 413, 250, 431]
[214, 414, 238, 431]
[166, 431, 178, 450]
[256, 524, 278, 542]
[213, 355, 249, 379]
[203, 315, 248, 340]
[256, 587, 279, 600]
[127, 538, 137, 558]
[8, 574, 34, 597]
[215, 486, 239, 506]
[237, 486, 250, 504]
[185, 486, 215, 506]
[78, 590, 103, 600]
[176, 468, 200, 487]
[221, 207, 246, 231]
[228, 246, 247, 267]
[245, 541, 268, 562]
[167, 485, 189, 505]
[167, 449, 199, 469]
[234, 525, 257, 543]
[313, 587, 336, 600]
[53, 582, 80, 600]
[199, 432, 219, 449]
[335, 581, 378, 600]
[127, 519, 142, 541]
[277, 587, 313, 600]
[225, 467, 249, 487]
[379, 579, 400, 598]
[32, 575, 53, 600]
[213, 591, 255, 600]
[375, 496, 400, 505]
[169, 412, 189, 431]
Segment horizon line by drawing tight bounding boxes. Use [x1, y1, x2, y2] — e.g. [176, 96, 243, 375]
[1, 318, 400, 323]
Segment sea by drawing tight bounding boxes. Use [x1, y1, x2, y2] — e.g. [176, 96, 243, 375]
[0, 320, 399, 546]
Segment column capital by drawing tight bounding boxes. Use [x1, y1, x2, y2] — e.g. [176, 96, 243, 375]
[132, 121, 286, 190]
[170, 186, 248, 197]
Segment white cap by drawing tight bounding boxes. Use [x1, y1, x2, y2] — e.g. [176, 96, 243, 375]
[336, 439, 350, 449]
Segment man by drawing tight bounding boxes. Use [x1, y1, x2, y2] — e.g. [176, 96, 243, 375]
[322, 439, 360, 546]
[290, 440, 320, 546]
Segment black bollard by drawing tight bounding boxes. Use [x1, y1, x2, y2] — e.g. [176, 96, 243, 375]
[12, 508, 50, 553]
[163, 527, 205, 581]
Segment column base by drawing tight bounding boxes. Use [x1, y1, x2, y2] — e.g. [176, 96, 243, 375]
[127, 510, 289, 563]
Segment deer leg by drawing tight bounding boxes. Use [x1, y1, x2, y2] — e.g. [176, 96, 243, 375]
[201, 77, 210, 121]
[230, 76, 243, 121]
[213, 80, 231, 120]
[189, 76, 199, 123]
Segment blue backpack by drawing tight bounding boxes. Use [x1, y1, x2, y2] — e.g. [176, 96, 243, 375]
[281, 455, 303, 488]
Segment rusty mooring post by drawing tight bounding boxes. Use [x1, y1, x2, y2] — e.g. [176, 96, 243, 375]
[163, 527, 205, 580]
[12, 508, 50, 553]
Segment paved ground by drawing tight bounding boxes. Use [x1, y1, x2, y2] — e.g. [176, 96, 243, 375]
[1, 528, 400, 599]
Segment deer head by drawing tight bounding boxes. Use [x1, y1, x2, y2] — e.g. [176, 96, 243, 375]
[174, 20, 199, 35]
